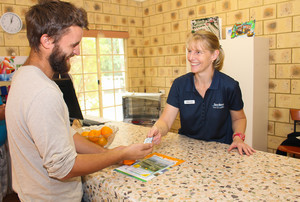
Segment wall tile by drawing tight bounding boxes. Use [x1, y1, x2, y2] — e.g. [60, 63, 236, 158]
[156, 23, 171, 35]
[275, 122, 294, 137]
[277, 32, 300, 48]
[293, 16, 300, 32]
[2, 0, 16, 4]
[158, 66, 172, 77]
[269, 64, 275, 78]
[269, 93, 275, 107]
[268, 135, 285, 150]
[238, 0, 262, 9]
[276, 94, 300, 108]
[163, 11, 178, 23]
[216, 0, 238, 13]
[164, 33, 180, 45]
[250, 5, 276, 21]
[277, 1, 300, 17]
[196, 2, 216, 17]
[151, 56, 165, 67]
[143, 5, 155, 16]
[84, 1, 103, 12]
[128, 17, 143, 27]
[165, 55, 180, 66]
[19, 46, 30, 56]
[103, 2, 119, 14]
[143, 26, 156, 37]
[150, 14, 164, 26]
[144, 58, 151, 67]
[128, 58, 144, 67]
[268, 79, 290, 93]
[264, 17, 292, 35]
[171, 0, 186, 10]
[165, 77, 174, 88]
[268, 107, 290, 122]
[291, 80, 300, 94]
[4, 33, 28, 46]
[226, 9, 250, 24]
[293, 51, 300, 68]
[172, 20, 188, 32]
[264, 0, 286, 4]
[269, 49, 291, 64]
[151, 35, 164, 46]
[268, 121, 274, 135]
[145, 67, 157, 77]
[276, 64, 300, 79]
[0, 47, 18, 56]
[152, 77, 166, 87]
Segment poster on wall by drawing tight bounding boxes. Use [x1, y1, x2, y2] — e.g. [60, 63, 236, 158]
[231, 19, 256, 39]
[191, 16, 222, 39]
[0, 56, 27, 81]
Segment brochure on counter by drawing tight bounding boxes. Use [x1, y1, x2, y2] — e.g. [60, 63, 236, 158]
[114, 153, 185, 182]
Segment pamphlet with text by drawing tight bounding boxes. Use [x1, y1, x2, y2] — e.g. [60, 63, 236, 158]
[114, 153, 185, 182]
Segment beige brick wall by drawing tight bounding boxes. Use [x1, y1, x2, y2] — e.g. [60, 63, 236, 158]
[1, 0, 299, 154]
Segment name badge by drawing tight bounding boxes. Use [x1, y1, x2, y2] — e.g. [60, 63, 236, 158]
[184, 100, 195, 104]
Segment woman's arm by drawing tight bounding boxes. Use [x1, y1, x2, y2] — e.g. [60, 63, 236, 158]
[147, 104, 179, 144]
[230, 109, 247, 135]
[228, 109, 255, 155]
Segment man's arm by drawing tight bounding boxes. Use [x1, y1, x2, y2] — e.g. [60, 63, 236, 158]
[73, 133, 107, 154]
[61, 143, 153, 180]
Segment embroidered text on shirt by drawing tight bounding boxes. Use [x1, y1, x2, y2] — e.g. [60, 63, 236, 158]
[184, 100, 195, 104]
[212, 103, 224, 109]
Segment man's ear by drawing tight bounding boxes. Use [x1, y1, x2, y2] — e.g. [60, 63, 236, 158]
[40, 34, 54, 49]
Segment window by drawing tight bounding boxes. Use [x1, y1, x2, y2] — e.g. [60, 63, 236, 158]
[69, 31, 128, 121]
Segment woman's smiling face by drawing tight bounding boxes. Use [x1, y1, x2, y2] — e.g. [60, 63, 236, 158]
[187, 41, 218, 74]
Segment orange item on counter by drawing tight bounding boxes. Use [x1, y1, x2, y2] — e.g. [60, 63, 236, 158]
[122, 160, 136, 165]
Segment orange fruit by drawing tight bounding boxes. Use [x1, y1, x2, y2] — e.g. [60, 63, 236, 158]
[98, 136, 108, 146]
[101, 126, 113, 138]
[88, 130, 101, 142]
[81, 131, 89, 138]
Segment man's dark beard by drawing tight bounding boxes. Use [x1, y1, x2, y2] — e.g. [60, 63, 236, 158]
[49, 45, 71, 74]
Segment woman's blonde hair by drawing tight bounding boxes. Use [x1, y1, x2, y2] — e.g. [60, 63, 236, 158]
[186, 30, 224, 71]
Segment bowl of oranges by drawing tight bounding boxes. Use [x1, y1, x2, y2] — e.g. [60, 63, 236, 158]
[80, 125, 118, 148]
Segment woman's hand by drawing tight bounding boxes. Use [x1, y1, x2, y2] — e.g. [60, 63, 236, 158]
[228, 136, 256, 156]
[147, 125, 162, 145]
[146, 104, 179, 145]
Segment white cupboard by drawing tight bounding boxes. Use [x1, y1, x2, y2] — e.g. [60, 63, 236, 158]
[220, 37, 269, 151]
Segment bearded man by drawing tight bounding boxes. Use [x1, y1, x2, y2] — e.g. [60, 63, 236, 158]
[5, 1, 152, 201]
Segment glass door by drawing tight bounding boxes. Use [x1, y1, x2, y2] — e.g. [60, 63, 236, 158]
[70, 36, 127, 121]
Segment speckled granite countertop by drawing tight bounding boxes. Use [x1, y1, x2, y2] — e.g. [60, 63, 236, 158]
[82, 121, 300, 201]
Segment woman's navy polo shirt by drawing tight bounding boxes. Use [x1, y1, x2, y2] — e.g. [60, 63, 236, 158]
[167, 71, 244, 144]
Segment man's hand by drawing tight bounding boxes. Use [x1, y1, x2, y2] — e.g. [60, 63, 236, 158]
[121, 143, 153, 160]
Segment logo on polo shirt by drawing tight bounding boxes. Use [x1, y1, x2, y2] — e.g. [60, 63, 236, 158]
[212, 103, 224, 109]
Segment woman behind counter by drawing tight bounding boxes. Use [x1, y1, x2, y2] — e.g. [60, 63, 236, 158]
[148, 30, 255, 156]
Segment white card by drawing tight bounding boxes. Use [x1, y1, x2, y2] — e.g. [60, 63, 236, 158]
[144, 137, 153, 143]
